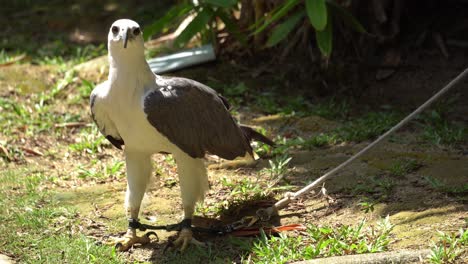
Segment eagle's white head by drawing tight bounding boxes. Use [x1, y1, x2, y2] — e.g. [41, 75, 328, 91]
[108, 19, 144, 61]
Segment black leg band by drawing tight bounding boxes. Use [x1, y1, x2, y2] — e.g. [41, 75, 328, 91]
[128, 218, 141, 229]
[180, 219, 192, 229]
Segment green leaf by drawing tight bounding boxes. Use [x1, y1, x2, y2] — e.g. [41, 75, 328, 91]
[203, 0, 237, 8]
[315, 14, 333, 57]
[252, 0, 301, 35]
[175, 9, 213, 47]
[306, 0, 327, 31]
[216, 9, 247, 45]
[327, 0, 366, 33]
[143, 4, 192, 40]
[266, 11, 305, 47]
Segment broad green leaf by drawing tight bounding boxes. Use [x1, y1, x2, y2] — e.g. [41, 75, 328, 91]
[203, 0, 237, 8]
[216, 9, 247, 45]
[315, 14, 333, 57]
[175, 8, 213, 47]
[327, 0, 366, 33]
[266, 11, 305, 47]
[252, 0, 301, 35]
[143, 4, 192, 40]
[306, 0, 327, 31]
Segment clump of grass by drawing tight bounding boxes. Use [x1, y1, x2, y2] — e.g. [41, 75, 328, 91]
[200, 155, 293, 217]
[424, 176, 468, 195]
[264, 154, 292, 187]
[0, 49, 24, 64]
[388, 158, 421, 177]
[69, 127, 107, 155]
[251, 216, 394, 264]
[78, 160, 125, 180]
[429, 229, 467, 264]
[310, 98, 350, 120]
[419, 110, 466, 146]
[359, 200, 376, 213]
[351, 175, 396, 199]
[336, 111, 401, 142]
[304, 133, 339, 148]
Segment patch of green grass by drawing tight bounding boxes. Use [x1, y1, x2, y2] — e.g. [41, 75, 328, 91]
[78, 160, 125, 180]
[0, 169, 124, 263]
[336, 111, 401, 142]
[359, 200, 376, 213]
[200, 156, 293, 217]
[424, 176, 468, 195]
[259, 111, 401, 158]
[250, 217, 394, 264]
[350, 175, 396, 199]
[310, 98, 350, 120]
[388, 159, 421, 177]
[429, 229, 467, 264]
[418, 109, 467, 146]
[264, 154, 292, 187]
[304, 133, 339, 148]
[0, 49, 23, 64]
[255, 93, 281, 114]
[37, 43, 106, 66]
[418, 104, 468, 146]
[0, 70, 83, 139]
[69, 127, 107, 155]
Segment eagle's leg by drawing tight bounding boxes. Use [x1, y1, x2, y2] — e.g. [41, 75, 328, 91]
[109, 151, 154, 251]
[171, 153, 209, 251]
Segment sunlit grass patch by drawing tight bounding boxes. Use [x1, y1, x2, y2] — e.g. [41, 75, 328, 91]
[78, 160, 125, 180]
[429, 228, 467, 264]
[250, 217, 394, 264]
[198, 155, 294, 217]
[0, 169, 123, 263]
[69, 126, 107, 155]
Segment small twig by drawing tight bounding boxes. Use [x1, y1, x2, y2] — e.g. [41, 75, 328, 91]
[433, 32, 450, 58]
[0, 54, 26, 67]
[0, 144, 11, 161]
[21, 147, 44, 157]
[54, 122, 90, 128]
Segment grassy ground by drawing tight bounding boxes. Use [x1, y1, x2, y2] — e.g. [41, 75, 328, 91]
[1, 2, 468, 264]
[1, 52, 467, 263]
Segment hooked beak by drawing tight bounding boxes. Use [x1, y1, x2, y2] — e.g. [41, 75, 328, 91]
[123, 28, 129, 49]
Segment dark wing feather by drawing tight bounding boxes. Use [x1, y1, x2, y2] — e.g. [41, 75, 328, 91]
[143, 77, 252, 160]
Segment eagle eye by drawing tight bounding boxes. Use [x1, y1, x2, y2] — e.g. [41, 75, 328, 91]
[111, 26, 119, 34]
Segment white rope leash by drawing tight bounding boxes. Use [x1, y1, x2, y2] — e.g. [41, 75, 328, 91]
[258, 67, 468, 219]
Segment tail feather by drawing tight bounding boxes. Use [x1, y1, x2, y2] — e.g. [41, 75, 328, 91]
[240, 125, 275, 146]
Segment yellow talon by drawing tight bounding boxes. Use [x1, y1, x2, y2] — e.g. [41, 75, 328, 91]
[166, 228, 207, 252]
[106, 229, 158, 251]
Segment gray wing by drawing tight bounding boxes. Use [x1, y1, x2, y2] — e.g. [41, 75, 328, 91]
[143, 76, 252, 160]
[90, 82, 124, 150]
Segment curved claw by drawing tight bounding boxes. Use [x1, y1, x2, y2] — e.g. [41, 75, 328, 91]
[107, 231, 156, 251]
[164, 228, 208, 253]
[145, 231, 159, 241]
[115, 242, 124, 251]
